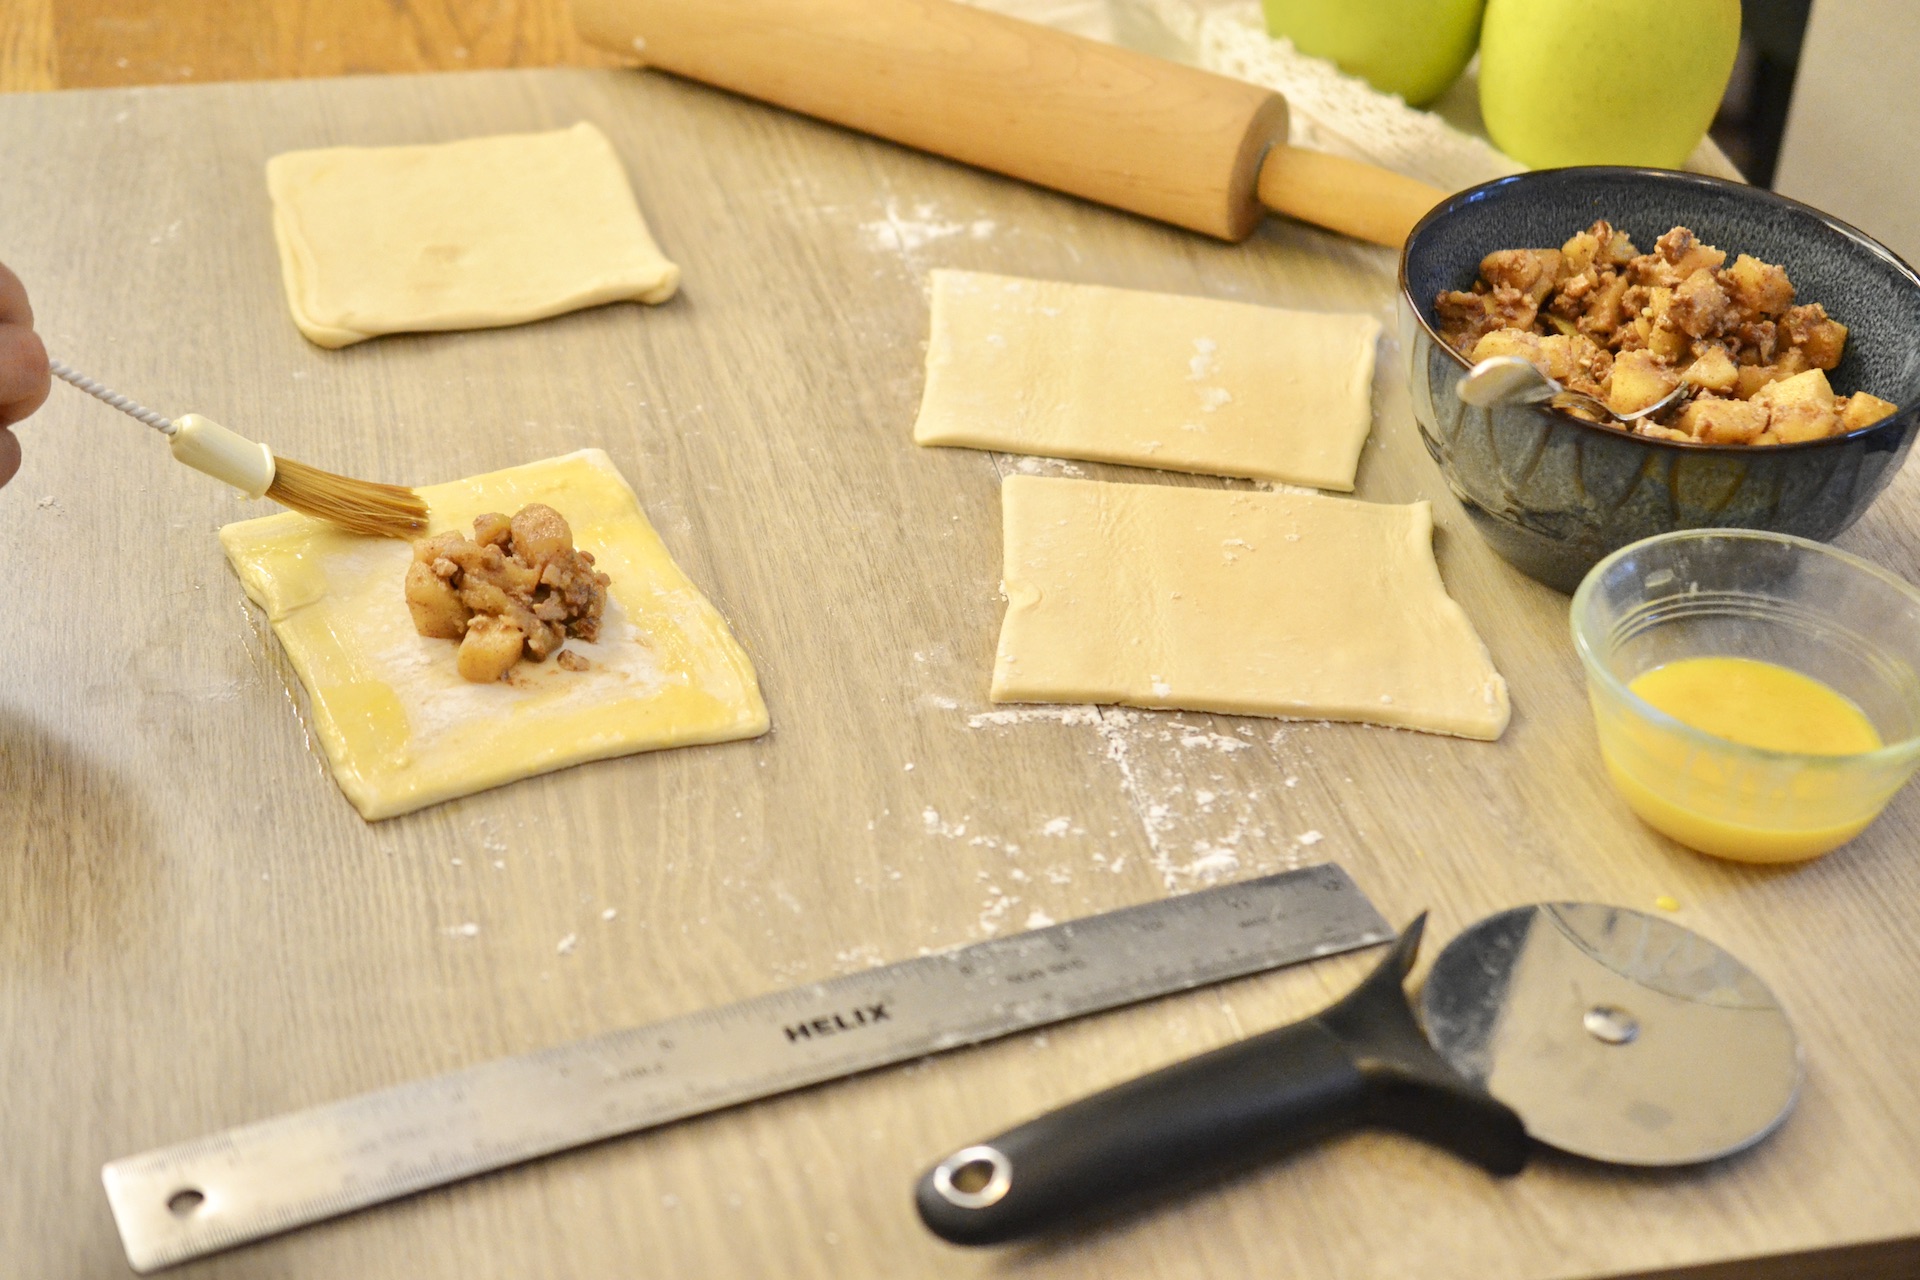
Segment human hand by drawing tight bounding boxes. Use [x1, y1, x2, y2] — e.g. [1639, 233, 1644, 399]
[0, 261, 52, 488]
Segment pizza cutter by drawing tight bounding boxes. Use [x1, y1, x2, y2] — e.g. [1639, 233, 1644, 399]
[915, 904, 1801, 1245]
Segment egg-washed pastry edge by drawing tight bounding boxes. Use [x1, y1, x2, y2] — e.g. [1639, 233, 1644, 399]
[219, 448, 769, 820]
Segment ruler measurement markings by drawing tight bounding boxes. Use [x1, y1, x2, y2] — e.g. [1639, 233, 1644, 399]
[105, 866, 1391, 1273]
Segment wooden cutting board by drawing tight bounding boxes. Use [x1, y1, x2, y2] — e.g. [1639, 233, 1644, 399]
[1, 66, 1916, 1280]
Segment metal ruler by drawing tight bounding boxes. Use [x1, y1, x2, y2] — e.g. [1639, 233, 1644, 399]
[103, 864, 1391, 1272]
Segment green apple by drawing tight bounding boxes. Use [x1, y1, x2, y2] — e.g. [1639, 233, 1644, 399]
[1261, 0, 1486, 107]
[1479, 0, 1741, 168]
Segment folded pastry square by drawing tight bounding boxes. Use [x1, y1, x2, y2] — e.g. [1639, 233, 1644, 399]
[991, 476, 1509, 740]
[913, 270, 1381, 489]
[221, 449, 767, 819]
[267, 122, 679, 348]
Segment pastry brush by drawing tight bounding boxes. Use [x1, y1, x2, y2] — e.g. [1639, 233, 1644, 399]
[49, 359, 427, 538]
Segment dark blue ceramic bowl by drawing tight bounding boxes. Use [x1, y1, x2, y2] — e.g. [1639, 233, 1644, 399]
[1398, 167, 1920, 593]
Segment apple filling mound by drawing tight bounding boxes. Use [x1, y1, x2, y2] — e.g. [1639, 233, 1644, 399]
[1436, 221, 1899, 445]
[404, 504, 612, 682]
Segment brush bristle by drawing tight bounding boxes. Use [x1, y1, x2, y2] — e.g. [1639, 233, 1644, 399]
[265, 455, 428, 539]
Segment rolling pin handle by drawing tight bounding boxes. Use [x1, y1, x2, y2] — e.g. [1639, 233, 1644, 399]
[1256, 146, 1448, 248]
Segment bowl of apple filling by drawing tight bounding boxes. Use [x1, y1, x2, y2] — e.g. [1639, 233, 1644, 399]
[1399, 167, 1920, 592]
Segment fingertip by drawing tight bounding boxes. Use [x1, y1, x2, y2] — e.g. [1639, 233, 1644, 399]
[0, 426, 20, 489]
[0, 324, 51, 428]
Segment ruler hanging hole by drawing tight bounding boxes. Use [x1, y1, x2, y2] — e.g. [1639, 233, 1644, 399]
[167, 1189, 206, 1217]
[950, 1159, 997, 1194]
[932, 1146, 1012, 1209]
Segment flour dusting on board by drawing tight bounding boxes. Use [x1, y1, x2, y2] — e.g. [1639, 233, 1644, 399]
[1007, 455, 1088, 478]
[835, 943, 886, 972]
[968, 706, 1103, 728]
[922, 807, 968, 839]
[959, 702, 1329, 891]
[861, 200, 997, 254]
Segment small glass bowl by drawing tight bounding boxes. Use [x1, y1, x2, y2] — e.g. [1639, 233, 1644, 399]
[1571, 530, 1920, 862]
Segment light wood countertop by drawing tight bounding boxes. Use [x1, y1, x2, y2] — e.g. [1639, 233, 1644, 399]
[0, 6, 1913, 1280]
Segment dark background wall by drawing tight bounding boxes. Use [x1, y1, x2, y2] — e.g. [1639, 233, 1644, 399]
[1712, 0, 1815, 187]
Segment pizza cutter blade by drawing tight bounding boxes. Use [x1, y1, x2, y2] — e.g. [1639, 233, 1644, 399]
[915, 905, 1800, 1245]
[1420, 902, 1801, 1167]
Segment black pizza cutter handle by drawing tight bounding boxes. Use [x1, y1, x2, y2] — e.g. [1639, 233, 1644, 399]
[914, 914, 1529, 1246]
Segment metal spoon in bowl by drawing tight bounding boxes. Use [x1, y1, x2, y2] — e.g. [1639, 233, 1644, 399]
[1457, 354, 1685, 424]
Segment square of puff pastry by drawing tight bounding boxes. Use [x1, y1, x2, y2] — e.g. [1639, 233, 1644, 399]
[991, 476, 1509, 740]
[220, 449, 768, 819]
[267, 122, 680, 348]
[913, 270, 1380, 490]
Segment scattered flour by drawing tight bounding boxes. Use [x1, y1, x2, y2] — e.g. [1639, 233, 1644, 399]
[923, 807, 968, 839]
[1187, 337, 1219, 379]
[1183, 847, 1240, 878]
[968, 706, 1102, 728]
[976, 884, 1018, 936]
[836, 943, 886, 971]
[860, 200, 997, 253]
[953, 698, 1327, 891]
[1178, 731, 1250, 753]
[1009, 455, 1089, 477]
[1024, 909, 1056, 930]
[557, 932, 579, 956]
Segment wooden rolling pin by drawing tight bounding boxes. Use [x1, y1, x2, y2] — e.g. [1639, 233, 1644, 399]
[570, 0, 1446, 247]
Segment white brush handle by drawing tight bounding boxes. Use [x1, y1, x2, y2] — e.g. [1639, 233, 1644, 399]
[47, 358, 177, 435]
[168, 414, 276, 498]
[48, 358, 277, 498]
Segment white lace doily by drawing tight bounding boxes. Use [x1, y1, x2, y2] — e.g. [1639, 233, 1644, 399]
[1124, 0, 1524, 192]
[986, 0, 1742, 191]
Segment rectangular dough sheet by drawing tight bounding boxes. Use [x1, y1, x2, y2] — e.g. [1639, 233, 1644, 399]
[220, 449, 768, 819]
[913, 270, 1381, 489]
[267, 121, 680, 348]
[992, 476, 1509, 740]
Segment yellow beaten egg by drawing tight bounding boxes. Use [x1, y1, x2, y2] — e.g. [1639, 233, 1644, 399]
[1630, 657, 1881, 757]
[1598, 657, 1885, 861]
[1573, 530, 1920, 866]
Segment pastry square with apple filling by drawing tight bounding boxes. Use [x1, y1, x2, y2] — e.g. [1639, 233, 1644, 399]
[220, 449, 768, 819]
